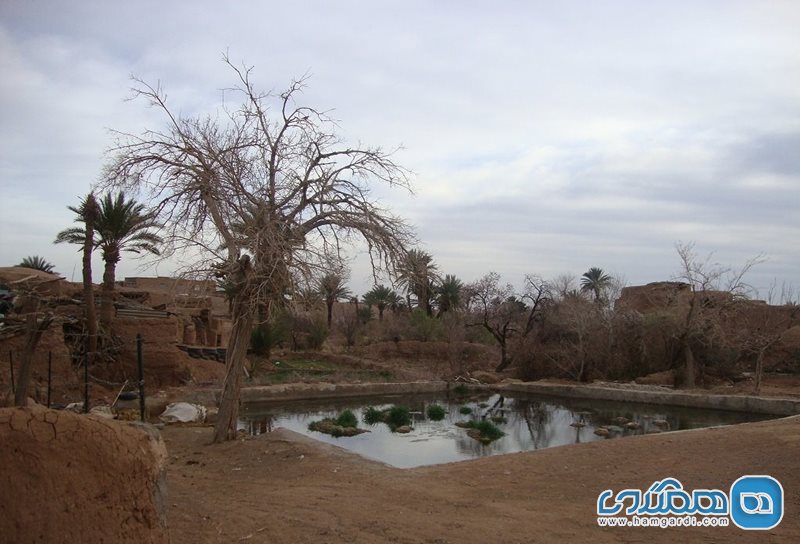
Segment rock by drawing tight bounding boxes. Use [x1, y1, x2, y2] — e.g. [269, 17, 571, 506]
[624, 421, 641, 430]
[308, 419, 368, 437]
[454, 421, 472, 428]
[613, 416, 629, 424]
[606, 425, 624, 433]
[159, 402, 207, 423]
[466, 429, 494, 444]
[470, 371, 501, 385]
[594, 427, 610, 437]
[65, 402, 85, 413]
[570, 422, 586, 428]
[394, 425, 413, 434]
[89, 406, 115, 419]
[653, 419, 671, 429]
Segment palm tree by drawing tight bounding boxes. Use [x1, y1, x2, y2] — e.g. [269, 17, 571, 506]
[16, 256, 56, 274]
[436, 274, 463, 316]
[317, 272, 351, 327]
[580, 267, 612, 303]
[362, 285, 401, 321]
[396, 249, 439, 316]
[55, 192, 162, 326]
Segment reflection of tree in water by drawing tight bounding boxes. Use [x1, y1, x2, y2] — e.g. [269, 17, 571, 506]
[454, 433, 493, 456]
[515, 399, 552, 449]
[247, 415, 274, 435]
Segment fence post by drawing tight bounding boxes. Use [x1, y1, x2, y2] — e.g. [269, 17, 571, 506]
[47, 351, 52, 408]
[83, 352, 89, 413]
[8, 351, 14, 394]
[137, 334, 145, 422]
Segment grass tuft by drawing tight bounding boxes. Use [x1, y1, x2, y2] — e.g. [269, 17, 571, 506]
[426, 404, 446, 421]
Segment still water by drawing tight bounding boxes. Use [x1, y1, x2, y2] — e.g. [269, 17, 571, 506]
[240, 392, 771, 468]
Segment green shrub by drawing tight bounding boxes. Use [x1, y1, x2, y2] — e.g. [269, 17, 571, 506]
[467, 419, 504, 441]
[250, 312, 290, 356]
[409, 309, 443, 341]
[385, 405, 412, 430]
[459, 406, 473, 415]
[306, 315, 329, 350]
[426, 404, 446, 421]
[335, 410, 358, 428]
[363, 406, 385, 425]
[362, 405, 412, 430]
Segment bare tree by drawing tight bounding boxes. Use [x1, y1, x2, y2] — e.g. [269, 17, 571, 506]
[765, 279, 799, 306]
[728, 300, 800, 394]
[550, 273, 578, 300]
[465, 273, 550, 372]
[104, 58, 414, 441]
[465, 273, 519, 372]
[672, 242, 764, 388]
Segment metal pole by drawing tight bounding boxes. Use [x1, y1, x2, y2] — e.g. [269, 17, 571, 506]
[137, 334, 145, 422]
[84, 352, 89, 413]
[47, 351, 52, 408]
[8, 351, 14, 394]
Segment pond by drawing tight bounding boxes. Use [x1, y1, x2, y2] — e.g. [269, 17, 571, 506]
[239, 391, 773, 468]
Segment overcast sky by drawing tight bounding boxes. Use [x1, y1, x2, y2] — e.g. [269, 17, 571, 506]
[1, 1, 798, 298]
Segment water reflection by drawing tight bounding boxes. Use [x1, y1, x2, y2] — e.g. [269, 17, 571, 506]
[239, 392, 772, 468]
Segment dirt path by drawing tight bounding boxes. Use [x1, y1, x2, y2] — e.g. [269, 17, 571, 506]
[163, 415, 800, 543]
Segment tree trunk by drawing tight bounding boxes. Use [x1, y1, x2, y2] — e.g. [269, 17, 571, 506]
[754, 349, 765, 395]
[378, 306, 384, 321]
[83, 197, 98, 388]
[14, 302, 52, 406]
[681, 342, 696, 388]
[326, 300, 333, 328]
[100, 257, 117, 328]
[494, 340, 510, 372]
[212, 303, 255, 443]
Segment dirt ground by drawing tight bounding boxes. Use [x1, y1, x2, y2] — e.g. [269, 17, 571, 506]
[163, 414, 800, 543]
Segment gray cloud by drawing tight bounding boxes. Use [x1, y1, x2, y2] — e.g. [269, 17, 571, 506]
[0, 1, 798, 297]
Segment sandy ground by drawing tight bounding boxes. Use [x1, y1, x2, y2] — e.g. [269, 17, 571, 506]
[163, 414, 800, 543]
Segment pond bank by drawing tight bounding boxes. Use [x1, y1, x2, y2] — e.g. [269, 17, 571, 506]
[497, 381, 800, 415]
[163, 414, 800, 543]
[234, 379, 800, 416]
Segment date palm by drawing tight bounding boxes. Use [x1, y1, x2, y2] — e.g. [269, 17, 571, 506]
[16, 255, 56, 274]
[436, 274, 463, 316]
[317, 272, 351, 327]
[362, 285, 401, 320]
[55, 192, 162, 326]
[580, 267, 611, 303]
[396, 249, 439, 316]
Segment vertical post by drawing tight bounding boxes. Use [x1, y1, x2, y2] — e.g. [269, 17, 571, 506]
[8, 351, 14, 394]
[47, 351, 52, 408]
[84, 352, 89, 413]
[137, 334, 145, 422]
